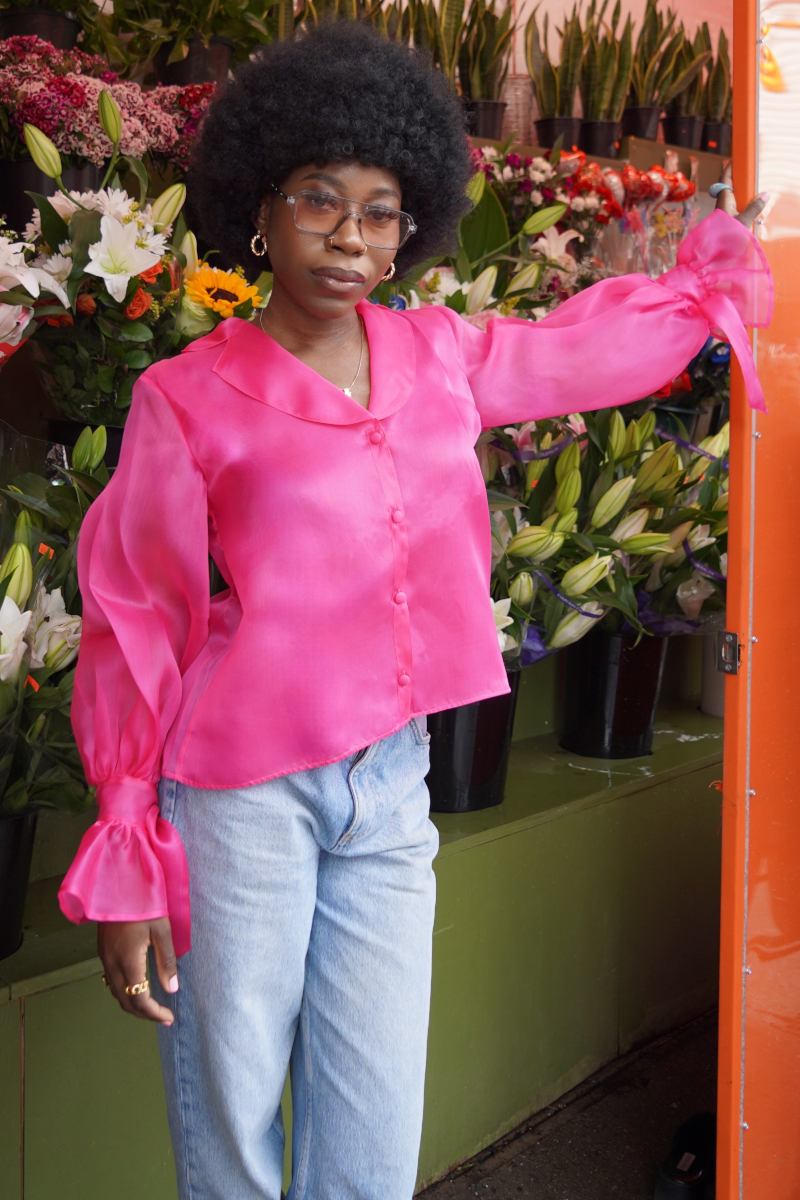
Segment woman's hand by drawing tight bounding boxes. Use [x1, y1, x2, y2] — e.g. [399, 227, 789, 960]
[715, 161, 769, 227]
[98, 917, 178, 1025]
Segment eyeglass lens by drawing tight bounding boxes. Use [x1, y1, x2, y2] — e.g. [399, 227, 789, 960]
[293, 191, 412, 249]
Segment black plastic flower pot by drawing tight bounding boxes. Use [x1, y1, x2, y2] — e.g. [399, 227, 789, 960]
[153, 36, 234, 85]
[45, 418, 125, 466]
[621, 106, 661, 141]
[0, 159, 102, 240]
[578, 119, 621, 158]
[0, 811, 37, 960]
[462, 100, 507, 140]
[0, 7, 80, 47]
[559, 627, 668, 759]
[701, 120, 732, 156]
[427, 670, 521, 812]
[661, 114, 705, 150]
[534, 117, 582, 152]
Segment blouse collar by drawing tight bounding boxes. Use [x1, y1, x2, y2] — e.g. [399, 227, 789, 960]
[208, 300, 416, 425]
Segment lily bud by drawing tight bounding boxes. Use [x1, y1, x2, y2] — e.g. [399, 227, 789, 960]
[466, 265, 497, 315]
[634, 441, 675, 495]
[637, 411, 656, 445]
[180, 230, 199, 281]
[23, 123, 62, 179]
[14, 510, 32, 543]
[509, 572, 535, 609]
[610, 507, 648, 543]
[151, 183, 187, 234]
[620, 532, 672, 555]
[526, 432, 551, 487]
[712, 490, 729, 512]
[548, 601, 605, 650]
[90, 425, 107, 471]
[44, 635, 79, 671]
[72, 426, 94, 472]
[657, 520, 696, 566]
[561, 552, 613, 597]
[607, 410, 626, 460]
[553, 508, 578, 532]
[98, 90, 122, 145]
[590, 476, 635, 528]
[0, 543, 33, 608]
[555, 439, 581, 483]
[505, 261, 542, 296]
[506, 526, 565, 563]
[556, 467, 581, 514]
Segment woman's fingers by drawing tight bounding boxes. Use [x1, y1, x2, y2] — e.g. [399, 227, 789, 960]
[151, 917, 179, 996]
[713, 160, 770, 228]
[98, 919, 175, 1025]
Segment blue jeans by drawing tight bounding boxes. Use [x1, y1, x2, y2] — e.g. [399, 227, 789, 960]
[152, 718, 438, 1200]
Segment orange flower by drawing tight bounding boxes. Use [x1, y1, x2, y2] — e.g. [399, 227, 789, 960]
[138, 263, 163, 286]
[76, 294, 97, 316]
[124, 288, 153, 320]
[46, 313, 74, 328]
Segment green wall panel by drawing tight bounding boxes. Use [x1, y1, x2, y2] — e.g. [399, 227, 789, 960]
[24, 977, 177, 1200]
[0, 1000, 20, 1200]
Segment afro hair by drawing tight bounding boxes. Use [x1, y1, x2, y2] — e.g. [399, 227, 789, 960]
[188, 21, 474, 279]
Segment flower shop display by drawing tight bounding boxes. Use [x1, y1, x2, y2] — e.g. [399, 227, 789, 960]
[659, 24, 712, 149]
[525, 6, 583, 150]
[0, 98, 265, 431]
[458, 0, 514, 139]
[577, 1, 633, 158]
[0, 420, 106, 957]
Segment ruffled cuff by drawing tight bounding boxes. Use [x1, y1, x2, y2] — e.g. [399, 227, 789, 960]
[657, 209, 774, 412]
[58, 776, 191, 957]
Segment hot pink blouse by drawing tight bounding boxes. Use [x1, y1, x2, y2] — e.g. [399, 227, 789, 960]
[59, 211, 772, 954]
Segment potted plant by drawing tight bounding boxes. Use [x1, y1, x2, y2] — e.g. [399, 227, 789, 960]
[660, 25, 712, 149]
[0, 0, 91, 49]
[458, 0, 514, 139]
[111, 0, 276, 84]
[0, 421, 104, 958]
[1, 97, 266, 446]
[700, 27, 732, 154]
[622, 0, 675, 139]
[525, 6, 583, 151]
[578, 2, 633, 158]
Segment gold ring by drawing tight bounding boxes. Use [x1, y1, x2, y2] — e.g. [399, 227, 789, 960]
[125, 977, 150, 997]
[101, 974, 110, 988]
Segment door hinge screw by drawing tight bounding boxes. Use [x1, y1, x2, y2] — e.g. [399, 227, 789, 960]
[743, 1121, 750, 1130]
[745, 966, 752, 975]
[754, 431, 762, 439]
[748, 789, 756, 796]
[751, 636, 758, 643]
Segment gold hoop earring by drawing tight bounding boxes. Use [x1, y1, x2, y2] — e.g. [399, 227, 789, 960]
[251, 232, 268, 257]
[382, 262, 396, 282]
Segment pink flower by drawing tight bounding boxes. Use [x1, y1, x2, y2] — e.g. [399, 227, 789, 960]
[506, 152, 522, 168]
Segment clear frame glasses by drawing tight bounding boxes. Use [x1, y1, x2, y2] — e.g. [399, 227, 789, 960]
[273, 187, 417, 250]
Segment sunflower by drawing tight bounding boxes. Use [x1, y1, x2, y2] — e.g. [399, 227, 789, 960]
[185, 264, 263, 319]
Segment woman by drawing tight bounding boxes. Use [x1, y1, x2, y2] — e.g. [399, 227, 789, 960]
[59, 20, 770, 1200]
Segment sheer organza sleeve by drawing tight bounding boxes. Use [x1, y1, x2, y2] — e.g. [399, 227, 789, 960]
[450, 210, 773, 425]
[58, 374, 210, 955]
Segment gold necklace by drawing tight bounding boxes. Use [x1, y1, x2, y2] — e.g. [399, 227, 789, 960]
[258, 309, 364, 397]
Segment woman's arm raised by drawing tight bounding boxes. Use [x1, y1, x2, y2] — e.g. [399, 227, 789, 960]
[451, 204, 772, 428]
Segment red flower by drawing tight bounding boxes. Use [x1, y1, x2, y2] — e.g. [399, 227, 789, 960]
[76, 294, 97, 316]
[505, 152, 522, 168]
[138, 263, 163, 286]
[124, 288, 153, 320]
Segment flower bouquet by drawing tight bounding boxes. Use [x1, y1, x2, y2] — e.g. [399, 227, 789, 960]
[482, 405, 728, 665]
[0, 93, 265, 424]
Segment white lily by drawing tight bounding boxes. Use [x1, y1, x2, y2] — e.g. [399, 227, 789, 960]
[0, 595, 32, 683]
[720, 552, 728, 578]
[491, 508, 528, 568]
[27, 586, 81, 670]
[466, 265, 497, 315]
[0, 302, 32, 349]
[491, 597, 517, 652]
[531, 227, 581, 271]
[676, 572, 716, 619]
[85, 214, 161, 302]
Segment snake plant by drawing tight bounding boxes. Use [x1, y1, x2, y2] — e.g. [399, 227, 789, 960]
[525, 4, 584, 119]
[459, 0, 514, 102]
[661, 24, 713, 114]
[627, 0, 677, 106]
[579, 0, 633, 122]
[704, 26, 732, 121]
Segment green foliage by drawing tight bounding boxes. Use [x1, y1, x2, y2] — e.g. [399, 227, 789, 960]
[704, 27, 732, 122]
[525, 4, 583, 119]
[459, 0, 514, 101]
[579, 2, 633, 122]
[661, 24, 713, 115]
[628, 0, 677, 107]
[110, 0, 284, 68]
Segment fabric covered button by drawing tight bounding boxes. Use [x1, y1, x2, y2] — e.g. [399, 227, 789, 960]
[391, 509, 404, 524]
[394, 591, 406, 604]
[370, 431, 383, 445]
[398, 672, 411, 686]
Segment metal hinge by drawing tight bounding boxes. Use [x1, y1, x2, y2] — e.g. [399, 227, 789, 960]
[717, 631, 741, 675]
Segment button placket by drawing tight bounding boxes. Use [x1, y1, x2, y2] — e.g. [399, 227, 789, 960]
[366, 422, 414, 718]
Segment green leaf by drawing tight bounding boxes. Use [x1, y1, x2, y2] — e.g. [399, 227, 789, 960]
[521, 203, 568, 236]
[123, 349, 153, 369]
[96, 365, 116, 393]
[0, 288, 37, 306]
[58, 468, 105, 500]
[25, 193, 69, 252]
[460, 185, 509, 267]
[118, 321, 154, 342]
[121, 154, 149, 206]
